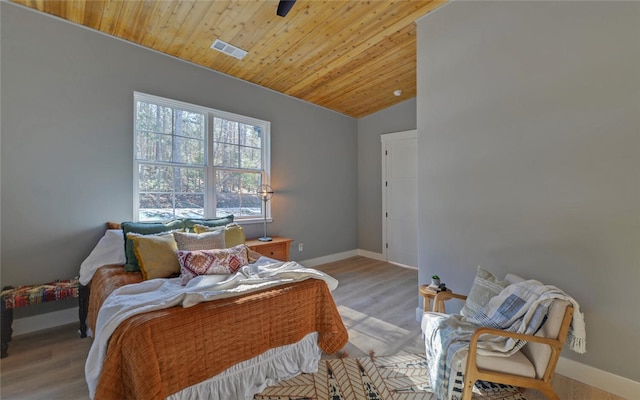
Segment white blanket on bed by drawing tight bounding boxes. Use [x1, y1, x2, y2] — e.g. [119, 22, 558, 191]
[85, 260, 338, 399]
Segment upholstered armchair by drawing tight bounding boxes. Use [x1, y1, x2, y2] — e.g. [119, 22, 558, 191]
[422, 268, 584, 400]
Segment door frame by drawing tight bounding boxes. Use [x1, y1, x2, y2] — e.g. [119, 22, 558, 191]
[381, 129, 417, 266]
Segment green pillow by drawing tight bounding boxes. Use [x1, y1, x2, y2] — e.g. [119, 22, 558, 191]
[121, 220, 185, 272]
[183, 216, 234, 232]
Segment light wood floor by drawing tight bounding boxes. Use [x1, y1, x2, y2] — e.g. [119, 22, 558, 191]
[0, 256, 622, 399]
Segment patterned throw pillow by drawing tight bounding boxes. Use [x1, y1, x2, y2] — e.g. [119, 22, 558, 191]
[177, 244, 249, 285]
[173, 230, 226, 251]
[460, 266, 510, 319]
[127, 233, 180, 280]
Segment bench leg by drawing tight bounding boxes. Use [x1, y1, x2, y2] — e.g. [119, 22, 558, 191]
[1, 301, 13, 358]
[78, 284, 90, 338]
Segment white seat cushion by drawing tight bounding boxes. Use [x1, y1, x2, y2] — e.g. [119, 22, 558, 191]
[521, 299, 570, 378]
[476, 350, 536, 378]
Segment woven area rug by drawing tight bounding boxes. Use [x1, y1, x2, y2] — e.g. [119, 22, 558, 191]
[254, 353, 527, 400]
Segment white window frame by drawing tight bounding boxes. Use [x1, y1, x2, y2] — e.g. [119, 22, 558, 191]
[133, 92, 271, 223]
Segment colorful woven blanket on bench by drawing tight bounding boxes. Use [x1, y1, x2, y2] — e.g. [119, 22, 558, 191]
[1, 279, 80, 309]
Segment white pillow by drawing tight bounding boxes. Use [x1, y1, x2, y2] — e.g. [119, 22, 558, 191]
[79, 229, 126, 285]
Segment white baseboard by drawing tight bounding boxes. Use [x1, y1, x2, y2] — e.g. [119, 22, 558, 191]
[12, 307, 79, 336]
[357, 250, 418, 270]
[356, 249, 385, 261]
[556, 357, 639, 399]
[300, 248, 417, 268]
[388, 261, 418, 270]
[298, 249, 359, 268]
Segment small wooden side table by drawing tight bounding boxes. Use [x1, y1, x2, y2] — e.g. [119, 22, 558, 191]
[245, 236, 293, 261]
[419, 285, 452, 313]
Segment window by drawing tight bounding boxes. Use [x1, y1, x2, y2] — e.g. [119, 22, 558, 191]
[134, 92, 270, 222]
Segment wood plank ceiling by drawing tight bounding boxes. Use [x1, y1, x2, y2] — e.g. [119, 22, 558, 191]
[11, 0, 446, 118]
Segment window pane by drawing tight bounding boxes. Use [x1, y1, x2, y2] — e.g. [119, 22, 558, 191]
[138, 164, 205, 221]
[215, 170, 262, 217]
[239, 146, 261, 169]
[213, 118, 239, 144]
[172, 109, 205, 165]
[173, 137, 205, 165]
[136, 101, 205, 164]
[213, 117, 262, 169]
[136, 102, 173, 134]
[240, 124, 262, 148]
[135, 131, 173, 162]
[175, 110, 205, 140]
[138, 193, 174, 221]
[177, 167, 205, 192]
[138, 192, 205, 221]
[174, 193, 204, 219]
[139, 165, 174, 192]
[213, 140, 239, 168]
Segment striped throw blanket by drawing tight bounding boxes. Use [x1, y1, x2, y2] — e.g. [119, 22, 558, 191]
[424, 279, 586, 400]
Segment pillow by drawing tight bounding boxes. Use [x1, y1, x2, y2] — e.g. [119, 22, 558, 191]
[173, 230, 226, 251]
[177, 244, 249, 285]
[193, 223, 245, 247]
[127, 233, 180, 280]
[121, 220, 185, 272]
[460, 266, 510, 319]
[78, 229, 126, 285]
[183, 216, 234, 232]
[106, 221, 121, 230]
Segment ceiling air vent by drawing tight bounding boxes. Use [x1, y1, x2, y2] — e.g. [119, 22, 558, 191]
[210, 39, 247, 60]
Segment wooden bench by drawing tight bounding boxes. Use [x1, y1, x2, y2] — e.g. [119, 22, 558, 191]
[1, 279, 87, 358]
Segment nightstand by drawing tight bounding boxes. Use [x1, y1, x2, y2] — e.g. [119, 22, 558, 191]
[245, 236, 293, 261]
[419, 285, 453, 313]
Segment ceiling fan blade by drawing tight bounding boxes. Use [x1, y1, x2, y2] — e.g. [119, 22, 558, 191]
[277, 0, 297, 17]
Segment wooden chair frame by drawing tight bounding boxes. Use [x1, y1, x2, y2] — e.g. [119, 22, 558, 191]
[432, 292, 575, 400]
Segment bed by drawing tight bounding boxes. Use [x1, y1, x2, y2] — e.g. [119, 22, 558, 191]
[79, 222, 348, 400]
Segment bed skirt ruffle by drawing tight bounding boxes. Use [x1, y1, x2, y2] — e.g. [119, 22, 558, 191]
[168, 332, 321, 400]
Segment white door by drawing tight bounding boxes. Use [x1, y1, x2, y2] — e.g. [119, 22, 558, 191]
[381, 130, 418, 268]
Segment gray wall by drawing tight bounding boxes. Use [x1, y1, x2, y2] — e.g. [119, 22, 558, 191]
[417, 1, 640, 381]
[357, 98, 417, 253]
[1, 4, 357, 317]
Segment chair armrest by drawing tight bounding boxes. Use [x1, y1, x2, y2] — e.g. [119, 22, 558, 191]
[432, 291, 467, 313]
[433, 291, 467, 303]
[469, 327, 562, 350]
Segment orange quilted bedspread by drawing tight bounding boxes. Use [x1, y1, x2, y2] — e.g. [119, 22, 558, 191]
[88, 265, 348, 400]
